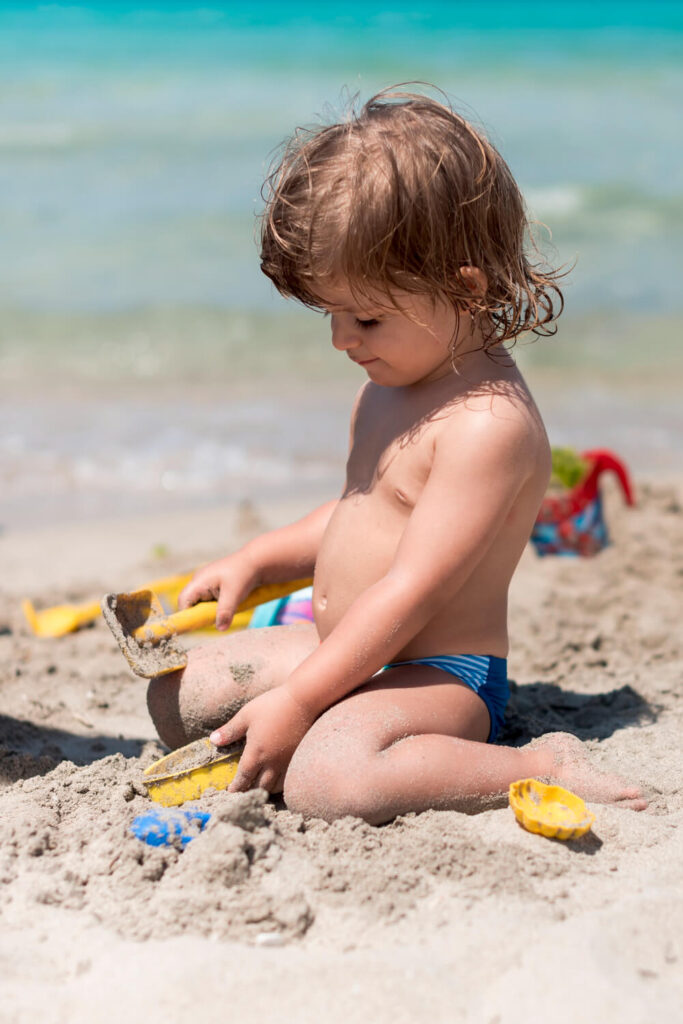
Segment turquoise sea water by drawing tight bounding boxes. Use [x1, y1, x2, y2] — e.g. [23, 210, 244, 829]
[1, 3, 682, 525]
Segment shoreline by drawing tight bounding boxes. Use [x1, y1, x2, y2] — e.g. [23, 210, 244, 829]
[2, 358, 683, 532]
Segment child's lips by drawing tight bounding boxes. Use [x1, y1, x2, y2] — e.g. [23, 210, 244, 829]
[353, 356, 379, 366]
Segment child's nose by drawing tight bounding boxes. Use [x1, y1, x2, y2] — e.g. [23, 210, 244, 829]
[330, 316, 361, 352]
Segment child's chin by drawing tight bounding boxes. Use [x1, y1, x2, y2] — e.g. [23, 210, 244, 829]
[363, 362, 399, 383]
[366, 366, 424, 387]
[361, 362, 384, 379]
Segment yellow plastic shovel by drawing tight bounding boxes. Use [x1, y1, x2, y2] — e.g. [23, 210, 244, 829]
[22, 570, 194, 638]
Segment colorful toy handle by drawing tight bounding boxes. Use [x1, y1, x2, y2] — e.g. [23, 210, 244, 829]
[580, 449, 635, 506]
[536, 448, 635, 524]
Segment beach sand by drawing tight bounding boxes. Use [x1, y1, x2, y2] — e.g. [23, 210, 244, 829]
[1, 477, 682, 1024]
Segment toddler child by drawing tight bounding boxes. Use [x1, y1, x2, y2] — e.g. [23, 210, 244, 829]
[147, 89, 645, 822]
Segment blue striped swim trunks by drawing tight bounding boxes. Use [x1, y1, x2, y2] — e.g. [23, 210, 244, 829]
[384, 654, 509, 743]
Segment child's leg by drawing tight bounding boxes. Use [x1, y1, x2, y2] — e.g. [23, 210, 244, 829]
[284, 664, 647, 824]
[146, 622, 318, 749]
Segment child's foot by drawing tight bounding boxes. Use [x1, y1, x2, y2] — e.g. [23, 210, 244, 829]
[526, 732, 648, 810]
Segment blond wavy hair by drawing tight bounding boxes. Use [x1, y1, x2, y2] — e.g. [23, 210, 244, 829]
[260, 87, 565, 347]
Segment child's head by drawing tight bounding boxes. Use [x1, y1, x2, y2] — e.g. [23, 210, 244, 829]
[260, 87, 564, 349]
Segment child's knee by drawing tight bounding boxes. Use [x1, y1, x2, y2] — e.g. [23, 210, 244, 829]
[146, 653, 250, 751]
[146, 668, 240, 750]
[146, 671, 192, 750]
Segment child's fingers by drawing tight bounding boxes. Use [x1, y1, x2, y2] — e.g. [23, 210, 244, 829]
[215, 721, 260, 792]
[178, 576, 217, 611]
[215, 591, 237, 631]
[209, 713, 245, 749]
[255, 768, 279, 793]
[228, 751, 261, 793]
[178, 576, 237, 627]
[177, 579, 205, 610]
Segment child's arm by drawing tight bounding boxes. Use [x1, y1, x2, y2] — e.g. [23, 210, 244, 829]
[178, 499, 337, 630]
[215, 408, 537, 791]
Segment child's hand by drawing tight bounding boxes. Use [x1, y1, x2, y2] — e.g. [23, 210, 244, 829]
[177, 552, 259, 631]
[210, 687, 315, 793]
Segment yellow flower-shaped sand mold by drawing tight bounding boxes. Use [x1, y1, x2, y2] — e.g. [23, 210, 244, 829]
[509, 778, 595, 840]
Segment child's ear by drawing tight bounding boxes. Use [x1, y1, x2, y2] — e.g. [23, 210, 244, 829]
[459, 266, 488, 296]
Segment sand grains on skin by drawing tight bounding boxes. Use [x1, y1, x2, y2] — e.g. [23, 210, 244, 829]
[529, 732, 648, 810]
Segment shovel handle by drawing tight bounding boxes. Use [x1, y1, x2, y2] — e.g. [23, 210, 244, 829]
[133, 577, 314, 643]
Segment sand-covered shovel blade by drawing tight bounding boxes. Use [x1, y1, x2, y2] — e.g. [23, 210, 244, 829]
[102, 576, 314, 679]
[101, 589, 200, 678]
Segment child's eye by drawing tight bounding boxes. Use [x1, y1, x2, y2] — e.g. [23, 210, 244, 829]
[355, 318, 380, 329]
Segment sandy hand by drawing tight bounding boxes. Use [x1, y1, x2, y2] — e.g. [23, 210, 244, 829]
[177, 551, 259, 631]
[211, 686, 315, 794]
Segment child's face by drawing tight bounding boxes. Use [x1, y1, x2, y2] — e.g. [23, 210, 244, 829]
[317, 282, 461, 387]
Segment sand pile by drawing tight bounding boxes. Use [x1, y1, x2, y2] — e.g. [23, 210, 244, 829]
[3, 739, 680, 953]
[0, 765, 313, 942]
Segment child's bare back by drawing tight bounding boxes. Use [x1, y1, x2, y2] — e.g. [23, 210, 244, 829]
[146, 88, 646, 822]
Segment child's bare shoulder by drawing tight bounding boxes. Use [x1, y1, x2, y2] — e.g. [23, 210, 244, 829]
[437, 369, 549, 475]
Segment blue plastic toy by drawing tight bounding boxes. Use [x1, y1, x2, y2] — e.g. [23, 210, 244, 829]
[130, 807, 211, 847]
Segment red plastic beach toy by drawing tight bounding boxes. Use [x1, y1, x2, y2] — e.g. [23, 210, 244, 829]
[531, 449, 635, 556]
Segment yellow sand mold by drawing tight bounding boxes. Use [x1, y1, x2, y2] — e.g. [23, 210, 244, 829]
[143, 738, 242, 807]
[509, 778, 595, 840]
